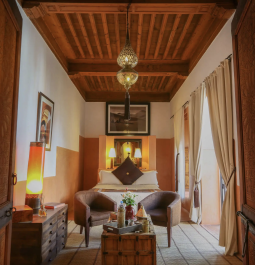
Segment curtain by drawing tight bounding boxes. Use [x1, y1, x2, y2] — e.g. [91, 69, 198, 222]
[189, 83, 205, 224]
[205, 59, 237, 255]
[174, 107, 185, 198]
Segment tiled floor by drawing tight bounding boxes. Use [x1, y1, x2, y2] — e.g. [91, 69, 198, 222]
[52, 221, 242, 265]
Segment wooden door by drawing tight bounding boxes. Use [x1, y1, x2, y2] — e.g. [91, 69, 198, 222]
[232, 0, 255, 263]
[0, 0, 22, 264]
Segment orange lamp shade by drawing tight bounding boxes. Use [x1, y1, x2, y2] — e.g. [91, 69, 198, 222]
[26, 142, 46, 195]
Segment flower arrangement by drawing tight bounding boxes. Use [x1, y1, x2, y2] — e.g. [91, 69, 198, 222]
[121, 191, 137, 206]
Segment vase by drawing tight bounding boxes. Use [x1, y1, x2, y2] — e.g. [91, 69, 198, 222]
[125, 205, 134, 220]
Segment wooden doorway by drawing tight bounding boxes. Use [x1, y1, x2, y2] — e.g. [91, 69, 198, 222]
[0, 0, 22, 264]
[232, 0, 255, 263]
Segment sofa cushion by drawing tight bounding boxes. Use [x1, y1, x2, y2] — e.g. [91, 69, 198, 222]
[112, 156, 143, 185]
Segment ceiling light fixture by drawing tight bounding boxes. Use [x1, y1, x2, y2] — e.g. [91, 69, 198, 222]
[116, 2, 138, 121]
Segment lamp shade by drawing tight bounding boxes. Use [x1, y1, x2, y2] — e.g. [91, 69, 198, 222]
[134, 148, 142, 158]
[26, 142, 46, 195]
[109, 148, 116, 158]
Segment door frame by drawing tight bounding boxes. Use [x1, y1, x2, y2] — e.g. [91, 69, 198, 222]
[0, 0, 22, 264]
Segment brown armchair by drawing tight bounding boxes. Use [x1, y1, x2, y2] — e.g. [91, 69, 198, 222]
[74, 191, 117, 247]
[138, 191, 181, 247]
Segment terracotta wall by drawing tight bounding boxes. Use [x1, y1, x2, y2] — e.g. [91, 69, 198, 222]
[13, 136, 85, 219]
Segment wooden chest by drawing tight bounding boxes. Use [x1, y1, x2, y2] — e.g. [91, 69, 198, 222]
[11, 205, 68, 265]
[101, 220, 156, 265]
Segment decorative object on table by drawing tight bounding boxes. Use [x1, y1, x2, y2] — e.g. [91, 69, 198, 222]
[103, 222, 142, 235]
[106, 102, 150, 136]
[138, 191, 181, 247]
[25, 142, 46, 214]
[38, 195, 47, 217]
[134, 148, 142, 168]
[11, 205, 68, 264]
[45, 202, 65, 209]
[109, 148, 116, 169]
[36, 92, 54, 151]
[74, 191, 117, 247]
[112, 156, 143, 185]
[12, 205, 33, 223]
[117, 201, 125, 228]
[136, 204, 148, 219]
[121, 191, 137, 220]
[142, 219, 150, 233]
[110, 212, 117, 221]
[116, 2, 138, 121]
[129, 219, 134, 226]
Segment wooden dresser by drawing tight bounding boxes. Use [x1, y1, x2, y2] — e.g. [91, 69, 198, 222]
[11, 205, 68, 265]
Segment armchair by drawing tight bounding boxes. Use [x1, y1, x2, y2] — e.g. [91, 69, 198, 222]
[138, 191, 181, 247]
[74, 191, 117, 247]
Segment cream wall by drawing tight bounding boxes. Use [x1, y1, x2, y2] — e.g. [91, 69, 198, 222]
[84, 102, 171, 139]
[169, 14, 239, 185]
[15, 5, 86, 181]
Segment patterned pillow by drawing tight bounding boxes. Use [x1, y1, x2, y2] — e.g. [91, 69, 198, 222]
[112, 156, 143, 185]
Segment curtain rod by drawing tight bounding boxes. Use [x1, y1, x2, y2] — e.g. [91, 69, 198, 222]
[170, 101, 189, 119]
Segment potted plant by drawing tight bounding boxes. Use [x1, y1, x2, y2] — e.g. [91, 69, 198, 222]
[121, 191, 137, 220]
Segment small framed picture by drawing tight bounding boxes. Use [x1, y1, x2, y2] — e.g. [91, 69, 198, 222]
[36, 92, 54, 151]
[106, 103, 150, 136]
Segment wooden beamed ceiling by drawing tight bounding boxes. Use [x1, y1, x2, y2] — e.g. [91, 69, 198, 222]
[22, 0, 235, 102]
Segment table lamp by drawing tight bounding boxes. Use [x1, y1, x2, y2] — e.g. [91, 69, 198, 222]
[134, 148, 142, 168]
[25, 142, 46, 214]
[109, 148, 116, 169]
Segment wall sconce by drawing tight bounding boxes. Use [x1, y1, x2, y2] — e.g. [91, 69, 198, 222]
[134, 148, 142, 168]
[109, 148, 116, 169]
[25, 142, 46, 214]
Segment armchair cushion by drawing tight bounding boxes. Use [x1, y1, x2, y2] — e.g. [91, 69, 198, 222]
[146, 208, 167, 222]
[90, 210, 112, 222]
[112, 156, 143, 185]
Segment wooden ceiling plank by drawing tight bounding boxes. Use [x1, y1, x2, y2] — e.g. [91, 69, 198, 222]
[101, 13, 112, 59]
[104, 76, 110, 91]
[64, 13, 85, 58]
[97, 76, 104, 91]
[158, 76, 166, 91]
[163, 14, 181, 59]
[44, 13, 76, 59]
[164, 73, 178, 92]
[85, 91, 170, 103]
[76, 13, 94, 58]
[145, 14, 156, 59]
[172, 14, 194, 59]
[169, 78, 185, 100]
[152, 76, 159, 91]
[89, 76, 97, 91]
[114, 14, 120, 54]
[154, 14, 168, 59]
[136, 13, 143, 58]
[145, 76, 151, 91]
[111, 76, 116, 91]
[139, 76, 144, 91]
[89, 13, 103, 59]
[78, 76, 91, 91]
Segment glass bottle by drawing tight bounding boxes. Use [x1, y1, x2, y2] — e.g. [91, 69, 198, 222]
[117, 201, 125, 228]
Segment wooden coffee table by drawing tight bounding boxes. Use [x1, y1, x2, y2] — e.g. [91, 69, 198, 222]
[101, 216, 156, 265]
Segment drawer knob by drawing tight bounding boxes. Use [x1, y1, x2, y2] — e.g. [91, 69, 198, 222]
[62, 227, 65, 230]
[62, 212, 65, 215]
[62, 243, 65, 246]
[49, 249, 52, 253]
[62, 220, 65, 223]
[62, 235, 65, 238]
[50, 222, 53, 225]
[49, 240, 51, 243]
[50, 231, 53, 234]
[48, 258, 52, 262]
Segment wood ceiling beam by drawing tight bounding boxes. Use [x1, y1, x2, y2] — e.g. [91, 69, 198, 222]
[104, 76, 110, 91]
[69, 63, 189, 76]
[101, 14, 112, 59]
[163, 14, 181, 59]
[76, 13, 94, 58]
[136, 13, 143, 58]
[145, 76, 151, 91]
[23, 2, 237, 13]
[64, 14, 85, 58]
[85, 91, 170, 102]
[154, 14, 168, 59]
[172, 14, 194, 58]
[114, 14, 120, 54]
[158, 76, 166, 91]
[89, 13, 103, 58]
[152, 76, 159, 91]
[164, 73, 178, 92]
[145, 14, 156, 59]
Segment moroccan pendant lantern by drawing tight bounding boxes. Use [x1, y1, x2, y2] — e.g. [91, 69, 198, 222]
[117, 3, 138, 120]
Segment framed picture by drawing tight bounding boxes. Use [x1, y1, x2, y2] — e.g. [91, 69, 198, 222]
[106, 103, 150, 136]
[36, 92, 54, 151]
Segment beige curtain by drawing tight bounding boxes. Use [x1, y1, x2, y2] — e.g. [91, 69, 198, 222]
[205, 59, 237, 255]
[174, 107, 185, 198]
[189, 83, 205, 224]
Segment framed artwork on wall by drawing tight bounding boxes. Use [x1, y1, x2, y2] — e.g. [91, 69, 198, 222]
[36, 92, 54, 151]
[106, 103, 150, 136]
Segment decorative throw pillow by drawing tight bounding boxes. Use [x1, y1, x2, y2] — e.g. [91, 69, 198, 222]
[112, 156, 143, 185]
[99, 170, 122, 184]
[133, 171, 159, 186]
